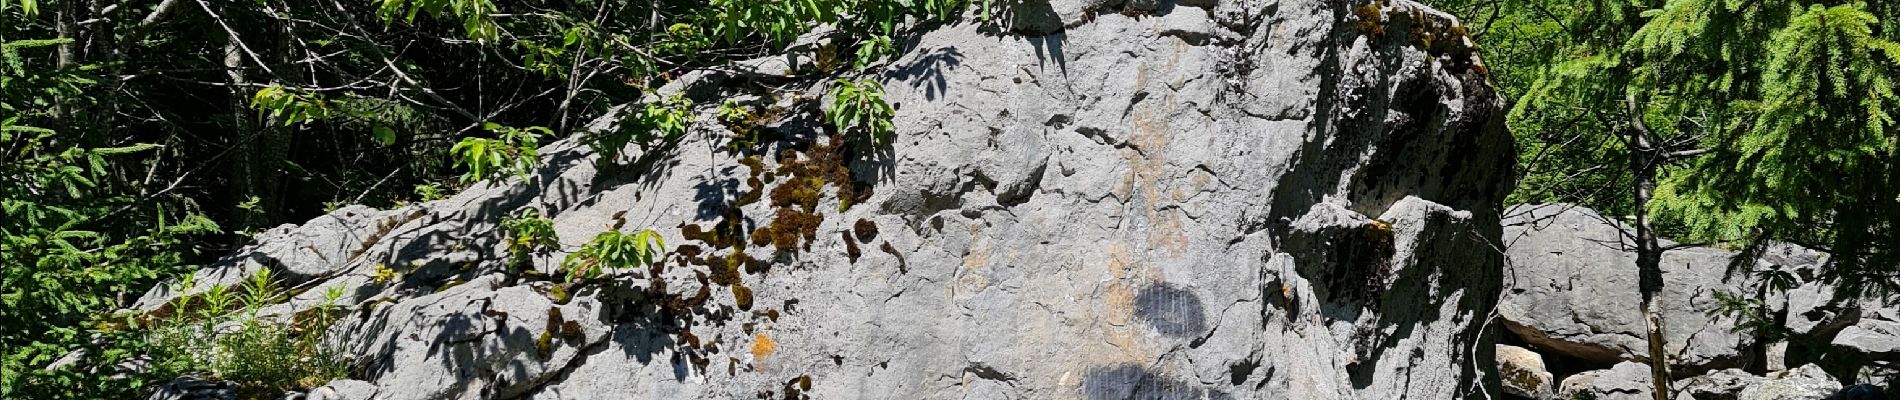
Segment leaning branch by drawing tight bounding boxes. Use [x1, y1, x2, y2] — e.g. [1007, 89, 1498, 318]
[1662, 148, 1711, 161]
[122, 0, 185, 42]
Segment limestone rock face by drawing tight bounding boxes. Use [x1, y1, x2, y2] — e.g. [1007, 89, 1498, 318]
[134, 0, 1513, 399]
[1837, 320, 1900, 359]
[145, 377, 237, 400]
[300, 380, 376, 400]
[1499, 344, 1555, 399]
[1738, 365, 1839, 400]
[1499, 204, 1773, 372]
[1674, 369, 1766, 400]
[1559, 361, 1654, 400]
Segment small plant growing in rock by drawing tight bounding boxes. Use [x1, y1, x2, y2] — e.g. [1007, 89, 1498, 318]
[372, 263, 399, 284]
[451, 123, 549, 184]
[502, 208, 560, 267]
[852, 35, 893, 71]
[150, 270, 350, 398]
[717, 99, 753, 126]
[560, 229, 666, 282]
[593, 95, 693, 162]
[413, 182, 449, 202]
[826, 78, 896, 148]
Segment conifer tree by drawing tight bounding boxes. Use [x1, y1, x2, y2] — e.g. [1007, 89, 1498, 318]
[1444, 0, 1900, 397]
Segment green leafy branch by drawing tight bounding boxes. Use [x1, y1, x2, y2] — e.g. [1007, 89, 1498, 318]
[559, 229, 665, 282]
[451, 123, 550, 184]
[251, 86, 335, 127]
[501, 208, 559, 267]
[592, 95, 693, 162]
[375, 0, 499, 42]
[826, 78, 896, 147]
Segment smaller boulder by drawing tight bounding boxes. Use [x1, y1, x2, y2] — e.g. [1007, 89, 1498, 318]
[145, 376, 236, 400]
[1836, 320, 1900, 358]
[1851, 366, 1900, 399]
[1675, 369, 1766, 400]
[1739, 364, 1840, 400]
[1770, 342, 1792, 372]
[1499, 344, 1555, 399]
[1559, 362, 1653, 400]
[304, 379, 377, 400]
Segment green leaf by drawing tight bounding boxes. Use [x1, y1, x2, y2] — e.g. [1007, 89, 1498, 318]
[373, 126, 397, 146]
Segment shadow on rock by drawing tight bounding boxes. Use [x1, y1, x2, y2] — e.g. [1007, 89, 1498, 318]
[1083, 364, 1234, 400]
[1134, 282, 1207, 338]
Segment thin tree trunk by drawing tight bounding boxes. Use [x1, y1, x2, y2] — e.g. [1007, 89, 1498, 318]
[1637, 197, 1672, 400]
[53, 1, 73, 120]
[1626, 102, 1672, 400]
[224, 34, 263, 229]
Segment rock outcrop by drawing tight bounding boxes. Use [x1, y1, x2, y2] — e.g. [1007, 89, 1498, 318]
[1737, 365, 1839, 400]
[1674, 369, 1766, 400]
[1559, 361, 1655, 400]
[134, 0, 1518, 399]
[1500, 204, 1763, 372]
[1496, 203, 1900, 398]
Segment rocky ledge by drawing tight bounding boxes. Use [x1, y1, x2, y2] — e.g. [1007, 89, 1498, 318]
[1497, 204, 1900, 400]
[129, 0, 1518, 399]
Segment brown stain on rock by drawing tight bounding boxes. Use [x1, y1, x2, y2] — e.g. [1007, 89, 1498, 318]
[1126, 92, 1190, 257]
[952, 229, 994, 303]
[1095, 242, 1164, 366]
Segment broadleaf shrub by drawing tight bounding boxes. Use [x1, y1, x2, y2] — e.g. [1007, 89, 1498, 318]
[451, 123, 550, 184]
[561, 229, 666, 282]
[826, 79, 896, 147]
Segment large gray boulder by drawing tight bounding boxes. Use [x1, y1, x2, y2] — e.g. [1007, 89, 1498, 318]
[1500, 204, 1768, 371]
[134, 0, 1514, 399]
[1837, 320, 1900, 361]
[1738, 364, 1839, 400]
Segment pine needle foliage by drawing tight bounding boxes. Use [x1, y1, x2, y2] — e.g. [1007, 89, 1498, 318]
[1445, 0, 1900, 299]
[1647, 2, 1900, 298]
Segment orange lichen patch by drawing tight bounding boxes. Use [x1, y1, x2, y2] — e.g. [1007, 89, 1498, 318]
[1146, 210, 1189, 257]
[1104, 282, 1135, 326]
[1101, 244, 1139, 326]
[951, 234, 995, 303]
[1124, 95, 1190, 257]
[752, 333, 778, 366]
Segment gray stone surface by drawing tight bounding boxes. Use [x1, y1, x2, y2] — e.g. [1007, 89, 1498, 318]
[145, 376, 236, 400]
[1786, 281, 1861, 339]
[133, 205, 426, 312]
[1559, 361, 1654, 400]
[134, 0, 1513, 399]
[1738, 364, 1839, 400]
[1836, 320, 1900, 358]
[304, 379, 377, 400]
[1500, 204, 1763, 371]
[1675, 368, 1766, 400]
[1499, 344, 1554, 399]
